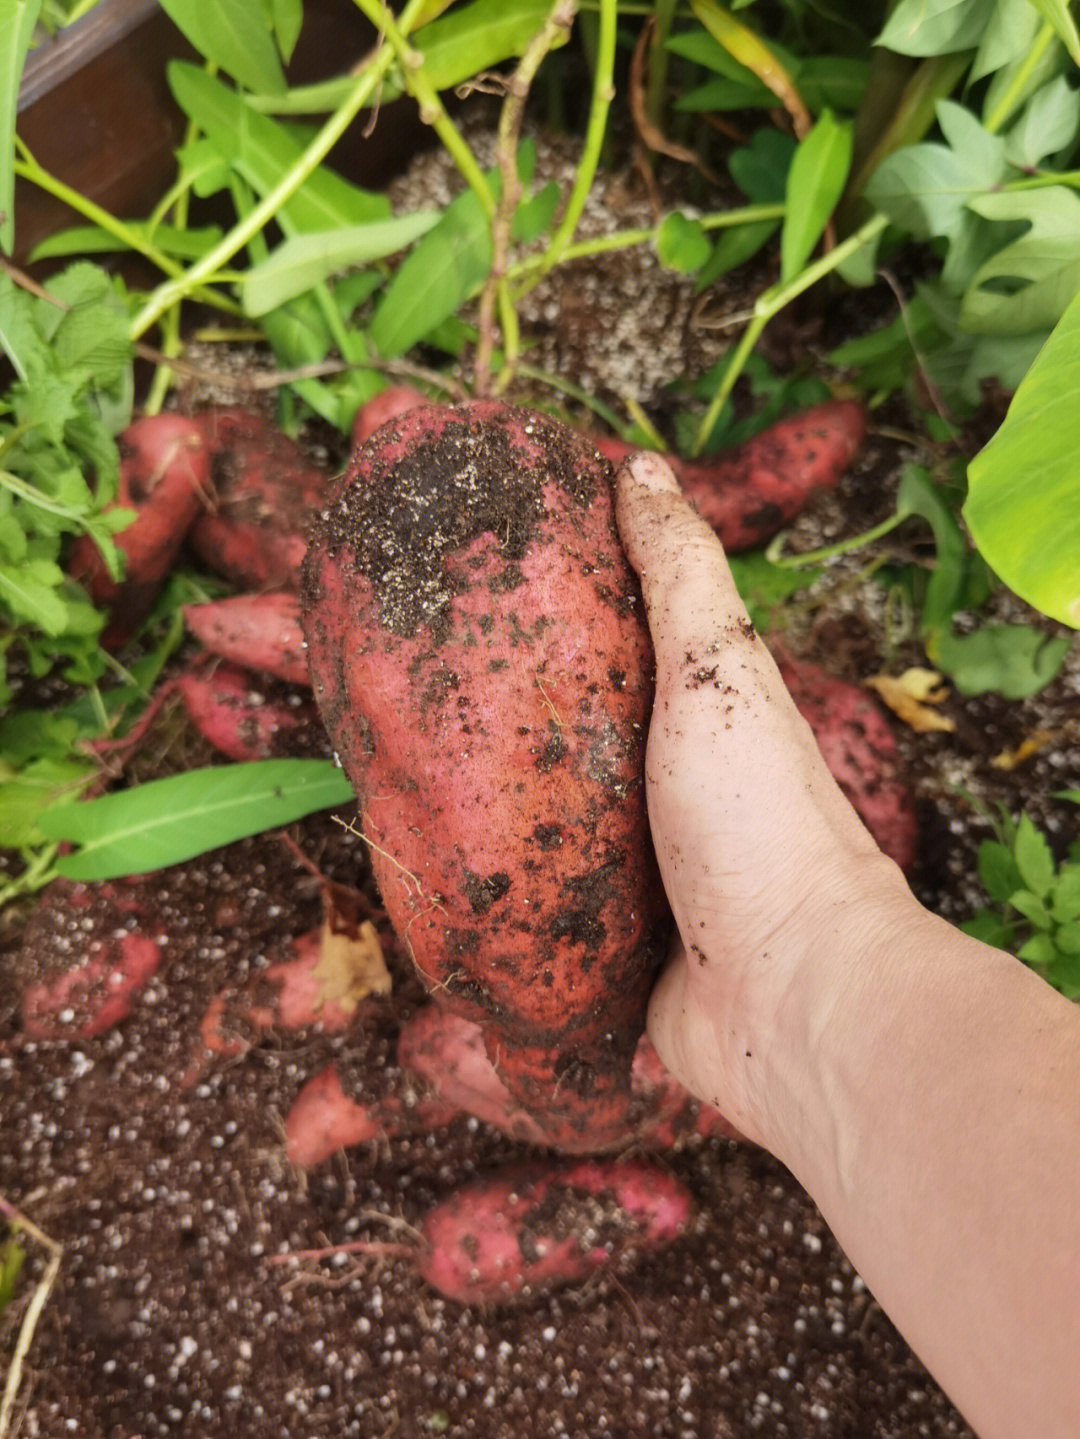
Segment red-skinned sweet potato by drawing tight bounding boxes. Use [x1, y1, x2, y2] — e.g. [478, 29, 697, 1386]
[398, 1005, 743, 1151]
[417, 1157, 694, 1304]
[773, 647, 917, 871]
[176, 664, 316, 762]
[16, 880, 164, 1040]
[284, 1063, 460, 1168]
[189, 406, 330, 589]
[183, 592, 309, 685]
[590, 399, 866, 550]
[301, 402, 671, 1152]
[69, 413, 211, 644]
[351, 385, 436, 449]
[349, 388, 866, 552]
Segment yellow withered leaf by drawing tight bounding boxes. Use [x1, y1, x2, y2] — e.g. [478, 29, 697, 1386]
[865, 667, 956, 734]
[313, 917, 391, 1015]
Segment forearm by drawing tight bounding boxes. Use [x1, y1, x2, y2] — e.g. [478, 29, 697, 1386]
[757, 883, 1080, 1439]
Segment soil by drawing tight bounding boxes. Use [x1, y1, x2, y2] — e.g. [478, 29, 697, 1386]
[3, 113, 1079, 1439]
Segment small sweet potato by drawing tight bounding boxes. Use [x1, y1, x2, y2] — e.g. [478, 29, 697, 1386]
[302, 402, 671, 1152]
[775, 648, 917, 871]
[16, 880, 164, 1040]
[351, 385, 433, 448]
[417, 1157, 694, 1304]
[183, 592, 309, 685]
[284, 1063, 460, 1168]
[591, 399, 866, 551]
[176, 664, 315, 762]
[69, 413, 211, 643]
[399, 1005, 743, 1151]
[189, 407, 331, 589]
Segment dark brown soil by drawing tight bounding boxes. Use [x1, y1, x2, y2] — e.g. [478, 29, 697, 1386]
[3, 121, 1079, 1439]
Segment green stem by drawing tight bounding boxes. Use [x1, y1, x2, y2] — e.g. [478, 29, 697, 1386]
[691, 212, 888, 456]
[530, 0, 617, 282]
[765, 509, 911, 568]
[984, 21, 1056, 134]
[351, 0, 495, 217]
[128, 0, 432, 343]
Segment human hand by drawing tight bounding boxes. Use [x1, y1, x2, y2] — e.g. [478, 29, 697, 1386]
[615, 452, 909, 1151]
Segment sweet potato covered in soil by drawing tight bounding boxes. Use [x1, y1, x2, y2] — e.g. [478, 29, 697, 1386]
[417, 1157, 694, 1304]
[301, 402, 671, 1153]
[175, 664, 318, 763]
[183, 591, 310, 686]
[189, 406, 331, 590]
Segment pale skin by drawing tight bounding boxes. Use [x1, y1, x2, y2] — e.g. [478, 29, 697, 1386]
[615, 451, 1080, 1439]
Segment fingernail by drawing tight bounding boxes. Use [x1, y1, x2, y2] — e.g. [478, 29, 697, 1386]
[626, 451, 681, 495]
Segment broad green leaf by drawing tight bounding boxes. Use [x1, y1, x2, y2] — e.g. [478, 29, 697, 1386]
[977, 838, 1024, 904]
[39, 760, 357, 881]
[961, 909, 1014, 949]
[727, 550, 817, 631]
[369, 188, 491, 359]
[932, 624, 1072, 698]
[972, 0, 1042, 81]
[676, 76, 776, 112]
[878, 0, 996, 55]
[965, 285, 1080, 626]
[267, 0, 303, 62]
[158, 0, 286, 94]
[1015, 813, 1057, 898]
[413, 0, 570, 91]
[1028, 0, 1080, 64]
[167, 64, 389, 233]
[962, 188, 1080, 336]
[0, 274, 45, 380]
[780, 109, 852, 283]
[895, 465, 968, 633]
[241, 212, 440, 315]
[1017, 931, 1057, 964]
[655, 213, 712, 273]
[1004, 76, 1080, 169]
[1056, 920, 1080, 954]
[0, 0, 42, 253]
[512, 180, 559, 244]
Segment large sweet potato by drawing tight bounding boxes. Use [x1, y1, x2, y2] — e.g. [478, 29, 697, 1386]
[301, 402, 670, 1152]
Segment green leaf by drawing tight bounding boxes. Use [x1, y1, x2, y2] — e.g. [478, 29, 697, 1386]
[1051, 867, 1080, 924]
[932, 624, 1071, 699]
[0, 558, 69, 633]
[1055, 920, 1080, 955]
[1048, 947, 1080, 998]
[0, 755, 94, 847]
[158, 0, 287, 94]
[267, 0, 303, 63]
[780, 109, 852, 284]
[965, 285, 1080, 627]
[512, 180, 559, 244]
[1017, 931, 1057, 965]
[962, 187, 1080, 336]
[39, 760, 357, 881]
[0, 0, 43, 254]
[1004, 76, 1080, 169]
[960, 909, 1014, 949]
[369, 187, 492, 359]
[414, 0, 570, 92]
[977, 838, 1024, 904]
[241, 212, 440, 315]
[1009, 889, 1053, 928]
[1014, 813, 1056, 898]
[895, 465, 968, 633]
[1027, 0, 1080, 64]
[655, 213, 712, 274]
[972, 0, 1042, 82]
[0, 1235, 25, 1314]
[31, 221, 226, 263]
[167, 64, 390, 233]
[878, 0, 996, 55]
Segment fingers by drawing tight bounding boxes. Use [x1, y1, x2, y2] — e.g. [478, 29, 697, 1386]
[614, 451, 787, 710]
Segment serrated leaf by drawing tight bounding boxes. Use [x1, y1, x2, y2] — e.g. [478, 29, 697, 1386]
[0, 559, 69, 634]
[242, 213, 440, 315]
[0, 756, 94, 847]
[0, 275, 45, 380]
[781, 109, 852, 283]
[978, 839, 1024, 903]
[1017, 931, 1057, 964]
[168, 64, 389, 233]
[158, 0, 286, 94]
[1051, 867, 1080, 924]
[39, 760, 356, 881]
[1014, 813, 1056, 897]
[965, 286, 1080, 627]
